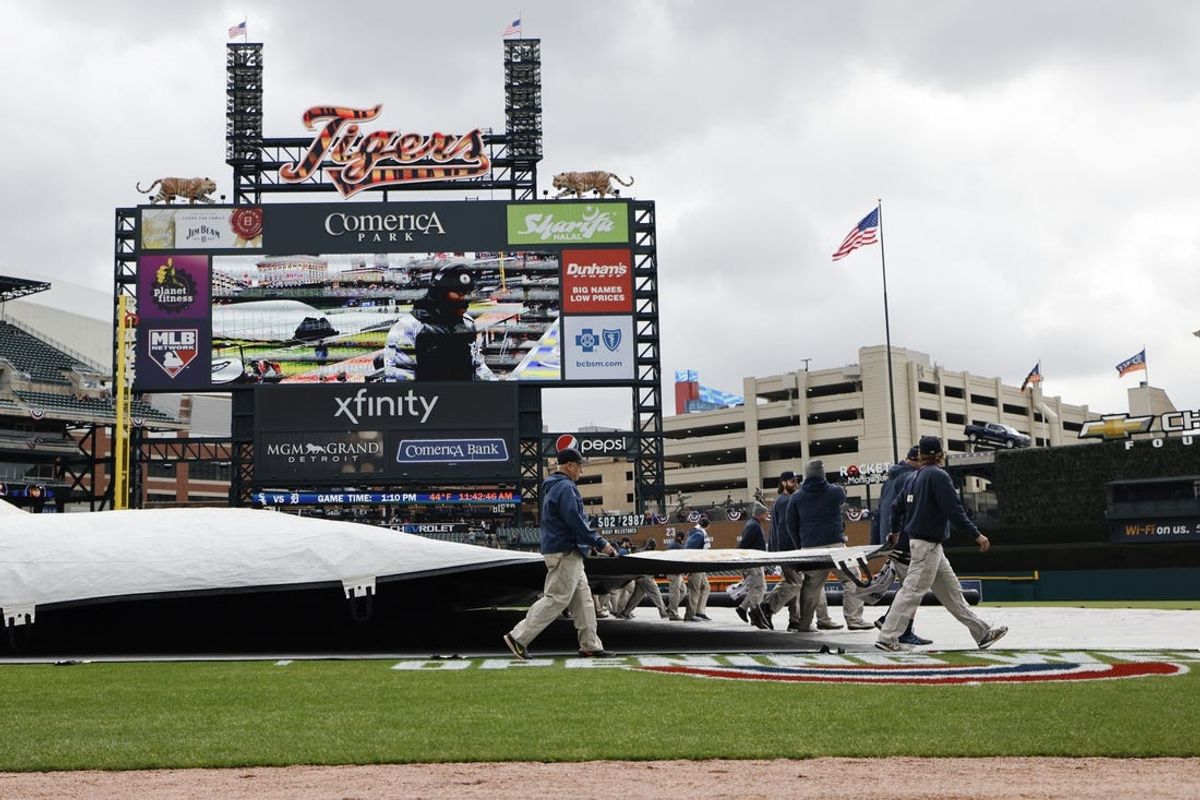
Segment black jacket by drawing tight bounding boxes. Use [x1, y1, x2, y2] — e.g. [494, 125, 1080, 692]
[790, 476, 846, 549]
[892, 465, 980, 544]
[768, 493, 791, 551]
[739, 518, 766, 551]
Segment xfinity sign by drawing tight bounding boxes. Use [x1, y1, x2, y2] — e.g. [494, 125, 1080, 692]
[333, 388, 439, 425]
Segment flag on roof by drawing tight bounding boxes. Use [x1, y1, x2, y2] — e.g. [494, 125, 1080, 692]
[1020, 362, 1043, 393]
[831, 207, 880, 261]
[502, 17, 521, 36]
[228, 20, 246, 39]
[1116, 349, 1146, 378]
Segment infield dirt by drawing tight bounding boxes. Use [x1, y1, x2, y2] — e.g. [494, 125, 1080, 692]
[3, 757, 1199, 799]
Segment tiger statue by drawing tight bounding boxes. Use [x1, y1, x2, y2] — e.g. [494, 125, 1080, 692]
[136, 177, 218, 205]
[552, 171, 634, 199]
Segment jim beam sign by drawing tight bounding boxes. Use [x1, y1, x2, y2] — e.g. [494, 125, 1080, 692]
[279, 105, 490, 198]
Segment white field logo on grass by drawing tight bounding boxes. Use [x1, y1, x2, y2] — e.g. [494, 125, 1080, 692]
[385, 651, 1195, 684]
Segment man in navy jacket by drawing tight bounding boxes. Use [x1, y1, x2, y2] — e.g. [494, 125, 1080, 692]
[683, 516, 712, 621]
[869, 446, 932, 646]
[876, 436, 1008, 651]
[789, 459, 871, 631]
[504, 448, 617, 659]
[752, 472, 807, 630]
[735, 502, 769, 622]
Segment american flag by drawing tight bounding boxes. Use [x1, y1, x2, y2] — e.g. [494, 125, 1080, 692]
[228, 20, 247, 39]
[1116, 349, 1146, 378]
[1020, 362, 1043, 392]
[502, 17, 521, 37]
[831, 207, 880, 261]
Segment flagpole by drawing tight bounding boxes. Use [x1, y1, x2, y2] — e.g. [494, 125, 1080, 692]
[1143, 345, 1149, 385]
[877, 199, 899, 463]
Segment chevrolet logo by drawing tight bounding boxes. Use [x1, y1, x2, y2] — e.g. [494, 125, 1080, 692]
[1078, 414, 1155, 440]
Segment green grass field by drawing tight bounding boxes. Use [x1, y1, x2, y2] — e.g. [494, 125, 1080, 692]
[2, 651, 1197, 772]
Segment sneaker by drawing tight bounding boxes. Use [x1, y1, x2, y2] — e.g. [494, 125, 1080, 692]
[748, 607, 770, 630]
[845, 621, 874, 631]
[616, 611, 634, 620]
[978, 626, 1008, 650]
[898, 631, 932, 646]
[874, 640, 905, 652]
[817, 620, 844, 630]
[735, 606, 749, 624]
[757, 602, 776, 630]
[659, 610, 672, 619]
[787, 622, 815, 633]
[503, 634, 528, 661]
[666, 612, 681, 621]
[578, 649, 618, 658]
[695, 613, 712, 621]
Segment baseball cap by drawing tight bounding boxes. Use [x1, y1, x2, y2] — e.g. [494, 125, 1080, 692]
[556, 447, 583, 465]
[919, 435, 943, 455]
[432, 264, 475, 293]
[907, 445, 920, 461]
[780, 470, 797, 481]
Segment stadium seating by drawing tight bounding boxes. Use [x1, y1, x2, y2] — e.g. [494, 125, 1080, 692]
[0, 320, 91, 385]
[14, 390, 176, 425]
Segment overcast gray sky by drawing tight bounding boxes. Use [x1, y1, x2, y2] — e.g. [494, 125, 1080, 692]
[3, 1, 1198, 430]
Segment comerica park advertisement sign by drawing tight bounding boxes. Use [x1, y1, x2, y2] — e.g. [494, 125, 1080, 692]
[133, 200, 638, 392]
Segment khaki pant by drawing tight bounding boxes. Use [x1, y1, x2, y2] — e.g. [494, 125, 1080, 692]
[806, 543, 866, 627]
[509, 550, 603, 651]
[767, 565, 835, 625]
[620, 574, 668, 616]
[765, 566, 803, 614]
[684, 572, 710, 619]
[738, 567, 766, 609]
[666, 574, 686, 615]
[878, 539, 990, 646]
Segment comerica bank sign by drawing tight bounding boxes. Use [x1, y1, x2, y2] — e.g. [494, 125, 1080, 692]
[253, 383, 520, 484]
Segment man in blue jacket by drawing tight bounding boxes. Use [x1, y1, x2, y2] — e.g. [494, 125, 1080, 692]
[876, 436, 1008, 652]
[664, 530, 687, 619]
[504, 448, 617, 659]
[869, 446, 932, 646]
[751, 472, 805, 630]
[789, 459, 871, 631]
[683, 516, 712, 621]
[734, 502, 769, 622]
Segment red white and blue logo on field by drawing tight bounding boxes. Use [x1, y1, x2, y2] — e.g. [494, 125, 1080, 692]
[639, 661, 1187, 685]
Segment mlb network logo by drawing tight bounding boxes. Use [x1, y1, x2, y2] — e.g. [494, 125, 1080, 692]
[573, 327, 621, 353]
[147, 328, 198, 378]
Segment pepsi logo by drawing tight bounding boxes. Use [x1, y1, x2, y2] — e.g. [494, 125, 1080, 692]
[555, 434, 578, 452]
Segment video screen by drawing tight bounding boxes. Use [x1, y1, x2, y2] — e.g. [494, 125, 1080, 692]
[210, 252, 562, 385]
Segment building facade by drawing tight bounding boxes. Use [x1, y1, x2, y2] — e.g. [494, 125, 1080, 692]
[660, 345, 1096, 512]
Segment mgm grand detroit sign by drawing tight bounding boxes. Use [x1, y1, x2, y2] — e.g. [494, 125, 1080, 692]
[1078, 409, 1200, 449]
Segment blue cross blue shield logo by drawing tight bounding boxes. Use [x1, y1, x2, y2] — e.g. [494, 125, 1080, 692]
[602, 328, 622, 352]
[574, 328, 599, 353]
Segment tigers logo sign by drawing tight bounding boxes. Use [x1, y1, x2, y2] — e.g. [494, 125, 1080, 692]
[279, 105, 491, 198]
